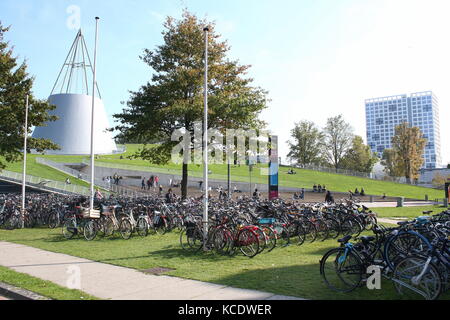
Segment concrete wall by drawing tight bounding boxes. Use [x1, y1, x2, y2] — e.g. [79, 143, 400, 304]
[81, 164, 303, 193]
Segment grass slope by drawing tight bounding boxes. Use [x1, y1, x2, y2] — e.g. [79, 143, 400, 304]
[3, 144, 443, 199]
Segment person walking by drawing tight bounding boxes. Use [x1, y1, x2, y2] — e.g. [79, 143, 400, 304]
[154, 175, 159, 187]
[147, 177, 152, 190]
[300, 188, 305, 200]
[325, 190, 334, 203]
[141, 178, 146, 190]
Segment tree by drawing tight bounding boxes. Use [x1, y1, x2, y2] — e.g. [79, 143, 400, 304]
[113, 11, 268, 199]
[380, 148, 402, 179]
[322, 114, 354, 172]
[432, 172, 450, 189]
[0, 22, 59, 169]
[340, 135, 378, 173]
[390, 122, 427, 184]
[287, 120, 324, 167]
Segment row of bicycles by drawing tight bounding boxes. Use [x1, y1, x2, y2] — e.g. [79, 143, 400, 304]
[319, 209, 450, 300]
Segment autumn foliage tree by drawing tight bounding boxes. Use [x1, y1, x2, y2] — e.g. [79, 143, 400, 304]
[390, 122, 427, 184]
[0, 22, 59, 169]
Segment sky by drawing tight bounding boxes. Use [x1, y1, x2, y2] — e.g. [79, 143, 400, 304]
[1, 0, 449, 165]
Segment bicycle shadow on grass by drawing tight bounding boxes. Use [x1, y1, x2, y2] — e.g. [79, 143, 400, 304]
[148, 247, 247, 262]
[212, 264, 448, 300]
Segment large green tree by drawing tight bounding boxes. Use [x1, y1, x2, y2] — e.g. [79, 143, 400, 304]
[322, 114, 354, 172]
[0, 22, 59, 169]
[390, 122, 427, 184]
[113, 11, 268, 198]
[340, 135, 378, 173]
[287, 120, 324, 167]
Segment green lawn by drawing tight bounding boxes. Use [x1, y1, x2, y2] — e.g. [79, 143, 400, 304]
[2, 154, 89, 187]
[374, 205, 448, 219]
[2, 144, 443, 200]
[1, 206, 448, 300]
[0, 265, 98, 300]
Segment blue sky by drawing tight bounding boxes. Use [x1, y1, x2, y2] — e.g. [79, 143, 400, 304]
[1, 0, 450, 164]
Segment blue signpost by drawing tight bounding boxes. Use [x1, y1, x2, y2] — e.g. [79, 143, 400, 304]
[268, 135, 279, 200]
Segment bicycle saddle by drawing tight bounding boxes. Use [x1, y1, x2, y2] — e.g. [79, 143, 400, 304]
[338, 235, 352, 243]
[359, 236, 375, 243]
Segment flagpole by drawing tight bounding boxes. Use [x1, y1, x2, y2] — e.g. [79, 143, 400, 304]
[21, 95, 29, 228]
[203, 26, 209, 250]
[90, 17, 99, 211]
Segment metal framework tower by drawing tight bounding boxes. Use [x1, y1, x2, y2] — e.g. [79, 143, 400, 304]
[50, 29, 101, 97]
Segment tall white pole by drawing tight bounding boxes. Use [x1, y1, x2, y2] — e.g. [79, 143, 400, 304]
[21, 95, 29, 228]
[90, 17, 100, 211]
[203, 26, 209, 250]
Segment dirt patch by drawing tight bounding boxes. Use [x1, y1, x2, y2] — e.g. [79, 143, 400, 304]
[141, 267, 175, 275]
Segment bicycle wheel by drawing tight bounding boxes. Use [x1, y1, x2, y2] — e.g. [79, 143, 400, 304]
[303, 221, 317, 243]
[62, 219, 77, 240]
[316, 220, 330, 241]
[237, 228, 260, 258]
[253, 226, 267, 254]
[392, 256, 442, 300]
[325, 218, 340, 239]
[320, 247, 364, 293]
[83, 220, 97, 241]
[180, 226, 203, 252]
[261, 226, 277, 252]
[384, 231, 432, 270]
[119, 218, 133, 240]
[340, 219, 354, 236]
[136, 217, 148, 237]
[47, 212, 59, 229]
[102, 217, 115, 237]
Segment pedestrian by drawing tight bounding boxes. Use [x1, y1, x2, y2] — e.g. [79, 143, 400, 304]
[253, 188, 260, 199]
[325, 190, 334, 203]
[300, 188, 305, 200]
[318, 184, 322, 193]
[141, 178, 146, 190]
[147, 176, 153, 190]
[159, 185, 163, 196]
[154, 175, 159, 187]
[199, 180, 203, 190]
[360, 188, 365, 196]
[65, 178, 71, 185]
[165, 188, 173, 203]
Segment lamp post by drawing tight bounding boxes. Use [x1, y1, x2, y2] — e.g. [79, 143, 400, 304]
[21, 95, 29, 228]
[202, 26, 209, 250]
[89, 17, 100, 212]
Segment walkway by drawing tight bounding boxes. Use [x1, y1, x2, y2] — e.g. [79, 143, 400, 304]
[362, 201, 435, 208]
[0, 241, 303, 300]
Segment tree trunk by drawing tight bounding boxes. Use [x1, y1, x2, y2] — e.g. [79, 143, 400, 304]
[181, 162, 188, 200]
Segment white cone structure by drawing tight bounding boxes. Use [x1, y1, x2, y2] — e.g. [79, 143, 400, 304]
[32, 29, 117, 155]
[33, 93, 117, 155]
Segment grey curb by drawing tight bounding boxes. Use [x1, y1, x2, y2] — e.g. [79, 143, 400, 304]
[0, 282, 51, 300]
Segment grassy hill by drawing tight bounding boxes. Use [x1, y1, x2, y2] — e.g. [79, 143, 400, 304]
[2, 144, 444, 199]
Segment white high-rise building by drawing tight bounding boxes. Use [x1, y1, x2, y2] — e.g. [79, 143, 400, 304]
[365, 91, 442, 169]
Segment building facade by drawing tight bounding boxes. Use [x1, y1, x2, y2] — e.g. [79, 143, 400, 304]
[366, 91, 442, 169]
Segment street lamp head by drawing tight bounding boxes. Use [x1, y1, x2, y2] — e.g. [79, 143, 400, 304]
[203, 26, 209, 32]
[95, 17, 100, 20]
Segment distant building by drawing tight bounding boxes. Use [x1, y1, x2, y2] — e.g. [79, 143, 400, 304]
[365, 91, 442, 169]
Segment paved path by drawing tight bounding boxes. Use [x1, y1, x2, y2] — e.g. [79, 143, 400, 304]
[0, 241, 303, 300]
[362, 201, 436, 208]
